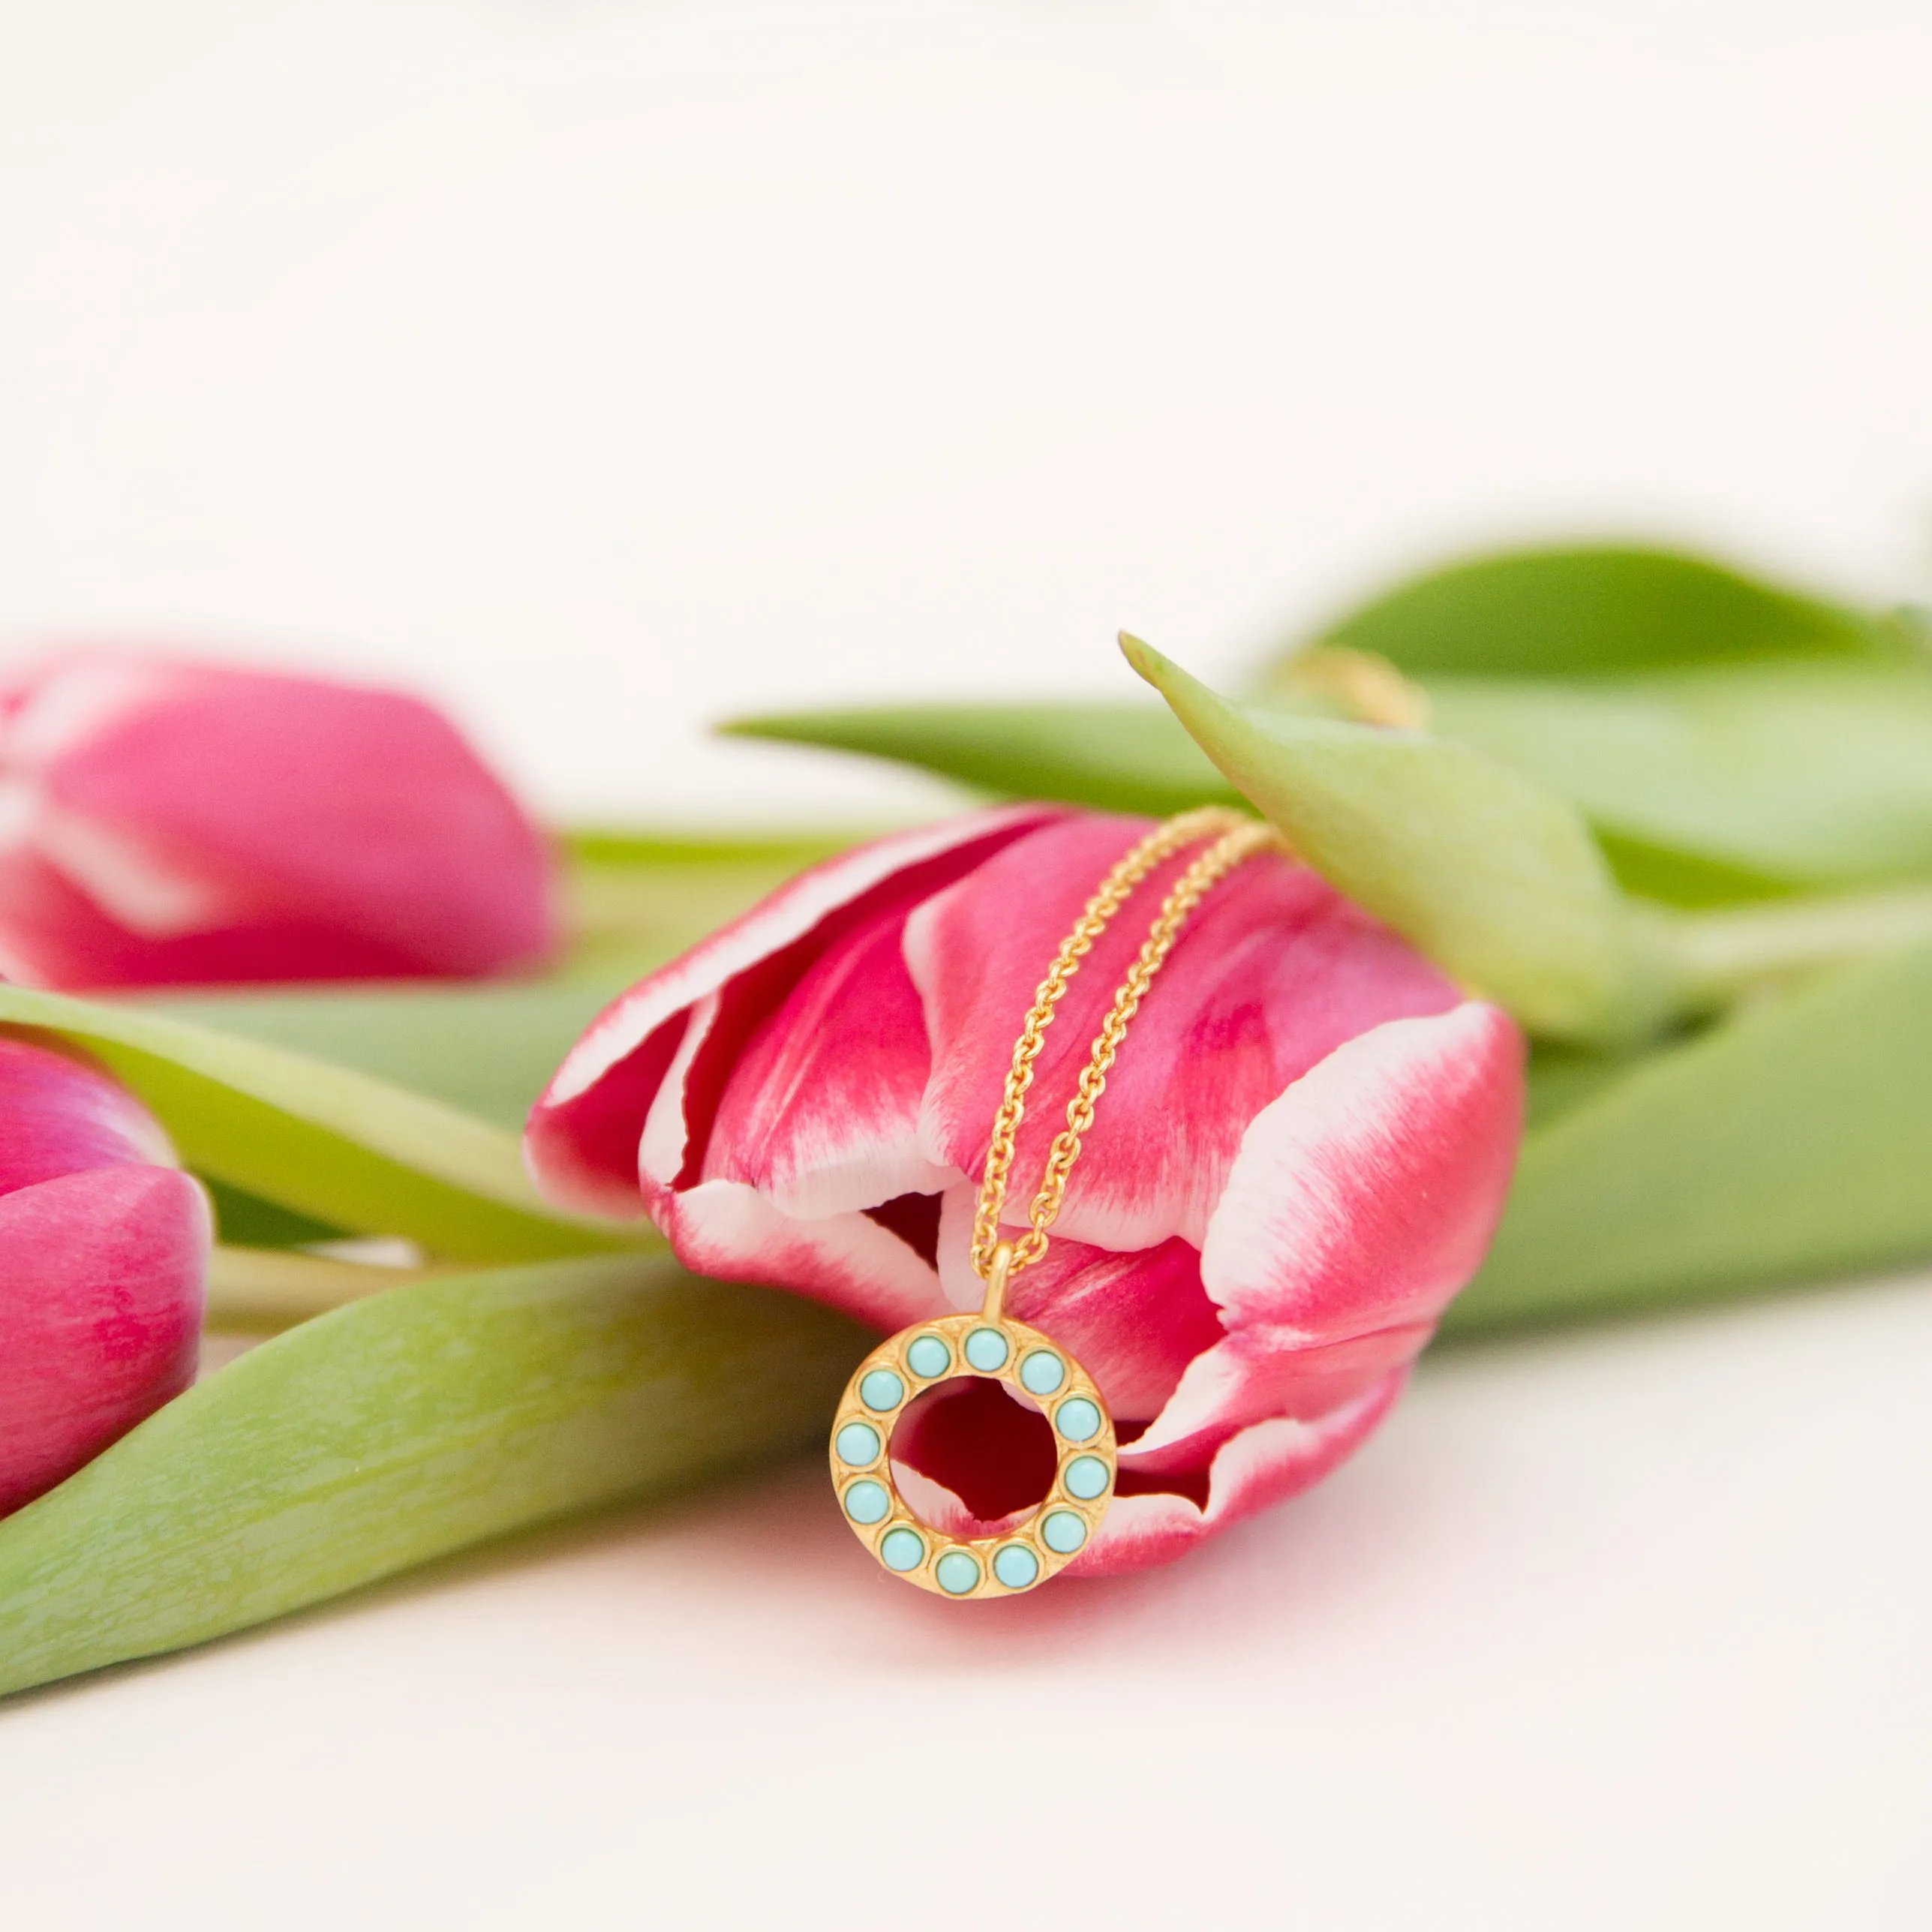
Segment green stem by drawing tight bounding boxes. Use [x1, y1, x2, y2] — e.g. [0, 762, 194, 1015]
[1646, 885, 1932, 1014]
[205, 1244, 449, 1331]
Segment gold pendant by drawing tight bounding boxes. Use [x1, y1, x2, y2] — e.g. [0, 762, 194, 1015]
[829, 1243, 1116, 1597]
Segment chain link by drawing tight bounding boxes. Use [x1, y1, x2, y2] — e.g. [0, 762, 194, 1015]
[969, 808, 1285, 1284]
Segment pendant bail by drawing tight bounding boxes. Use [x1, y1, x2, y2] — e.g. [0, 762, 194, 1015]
[981, 1239, 1014, 1324]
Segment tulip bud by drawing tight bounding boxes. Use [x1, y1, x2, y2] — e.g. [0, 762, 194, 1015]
[0, 654, 555, 987]
[528, 807, 1525, 1573]
[0, 1035, 211, 1516]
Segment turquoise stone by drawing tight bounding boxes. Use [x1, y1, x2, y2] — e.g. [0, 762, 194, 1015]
[906, 1334, 951, 1378]
[964, 1327, 1010, 1372]
[1063, 1455, 1110, 1501]
[1054, 1396, 1101, 1442]
[935, 1550, 981, 1596]
[1041, 1510, 1088, 1555]
[860, 1368, 905, 1412]
[993, 1543, 1040, 1590]
[880, 1527, 925, 1573]
[1019, 1349, 1065, 1396]
[843, 1480, 890, 1525]
[835, 1421, 881, 1466]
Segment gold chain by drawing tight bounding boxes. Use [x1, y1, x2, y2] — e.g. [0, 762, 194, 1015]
[969, 808, 1285, 1297]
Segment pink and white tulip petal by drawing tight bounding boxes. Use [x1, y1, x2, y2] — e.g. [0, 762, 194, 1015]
[0, 654, 554, 987]
[527, 804, 1059, 1218]
[699, 915, 958, 1218]
[654, 1176, 950, 1334]
[1123, 1002, 1524, 1478]
[909, 813, 1462, 1253]
[0, 1033, 176, 1197]
[0, 1164, 211, 1517]
[1080, 1375, 1408, 1576]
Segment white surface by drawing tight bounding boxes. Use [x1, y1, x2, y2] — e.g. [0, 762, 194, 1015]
[8, 1278, 1932, 1930]
[2, 3, 1931, 1924]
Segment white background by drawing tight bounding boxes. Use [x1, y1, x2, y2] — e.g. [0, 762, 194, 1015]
[2, 3, 1930, 1925]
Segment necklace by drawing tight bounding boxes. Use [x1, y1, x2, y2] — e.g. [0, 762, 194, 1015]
[828, 806, 1284, 1596]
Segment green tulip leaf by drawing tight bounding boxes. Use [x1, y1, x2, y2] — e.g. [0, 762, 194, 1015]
[1425, 662, 1932, 896]
[0, 985, 627, 1262]
[722, 702, 1238, 816]
[1446, 942, 1932, 1331]
[1296, 542, 1895, 678]
[560, 826, 859, 870]
[203, 1242, 445, 1330]
[717, 667, 1932, 911]
[0, 1253, 867, 1699]
[1122, 636, 1657, 1041]
[1519, 1042, 1654, 1132]
[133, 978, 635, 1132]
[201, 1179, 346, 1250]
[1585, 835, 1797, 911]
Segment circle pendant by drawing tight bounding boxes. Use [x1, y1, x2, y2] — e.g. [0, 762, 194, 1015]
[829, 1309, 1116, 1597]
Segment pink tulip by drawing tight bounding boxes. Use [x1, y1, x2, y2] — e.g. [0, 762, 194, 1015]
[0, 653, 555, 987]
[0, 1035, 210, 1517]
[527, 807, 1525, 1573]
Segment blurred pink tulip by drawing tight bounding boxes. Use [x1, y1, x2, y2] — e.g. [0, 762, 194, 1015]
[0, 1035, 210, 1517]
[0, 654, 555, 987]
[527, 807, 1525, 1574]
